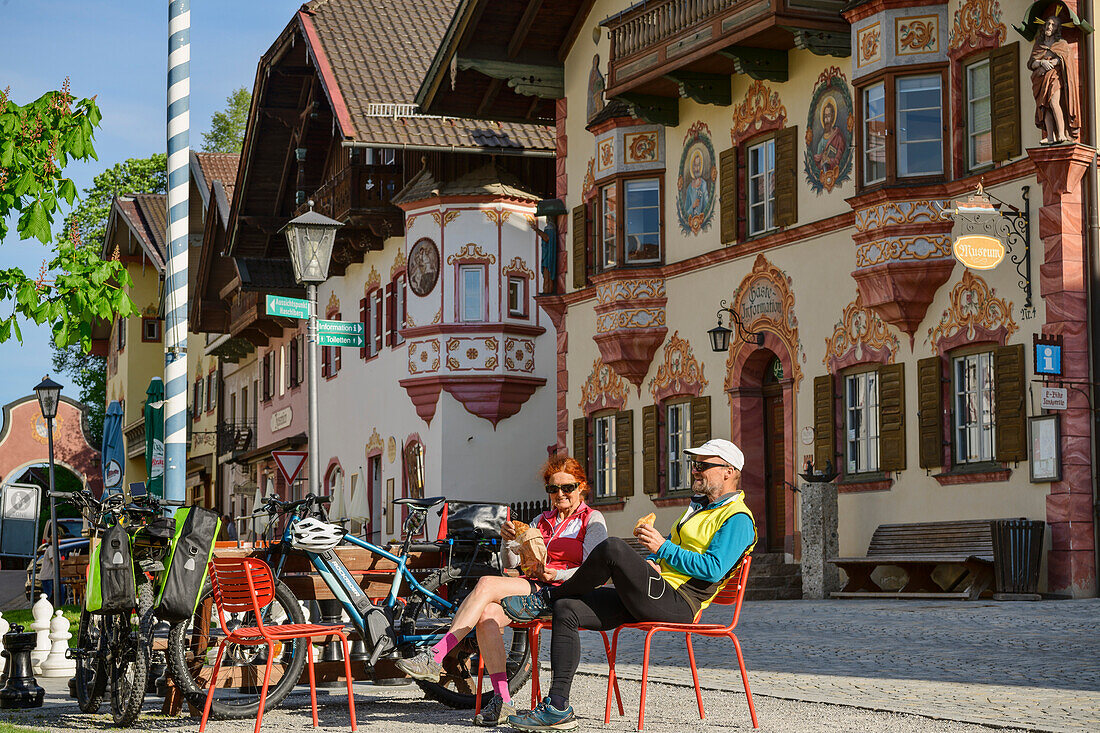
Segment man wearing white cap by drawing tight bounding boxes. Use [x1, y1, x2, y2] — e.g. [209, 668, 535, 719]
[500, 438, 757, 731]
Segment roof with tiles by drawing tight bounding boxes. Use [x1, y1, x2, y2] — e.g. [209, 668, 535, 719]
[111, 194, 167, 268]
[394, 160, 543, 205]
[193, 152, 240, 198]
[300, 0, 553, 151]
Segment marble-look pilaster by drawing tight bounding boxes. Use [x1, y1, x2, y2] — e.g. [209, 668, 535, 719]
[800, 481, 840, 599]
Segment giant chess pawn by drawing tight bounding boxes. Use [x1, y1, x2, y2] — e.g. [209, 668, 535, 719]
[30, 594, 52, 674]
[0, 614, 9, 684]
[39, 611, 75, 677]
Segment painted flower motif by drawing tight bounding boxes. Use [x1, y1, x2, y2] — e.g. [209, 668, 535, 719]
[466, 348, 478, 359]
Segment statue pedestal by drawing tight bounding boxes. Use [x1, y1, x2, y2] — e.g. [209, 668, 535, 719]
[799, 481, 839, 599]
[1028, 143, 1097, 598]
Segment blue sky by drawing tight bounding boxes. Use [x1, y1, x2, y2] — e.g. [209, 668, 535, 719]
[0, 0, 302, 410]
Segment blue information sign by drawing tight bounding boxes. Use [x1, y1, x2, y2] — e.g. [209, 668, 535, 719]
[1034, 343, 1062, 376]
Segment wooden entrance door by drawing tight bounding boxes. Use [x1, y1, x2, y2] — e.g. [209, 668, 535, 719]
[762, 359, 785, 552]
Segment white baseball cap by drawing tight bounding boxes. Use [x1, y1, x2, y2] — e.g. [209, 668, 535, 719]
[684, 439, 745, 470]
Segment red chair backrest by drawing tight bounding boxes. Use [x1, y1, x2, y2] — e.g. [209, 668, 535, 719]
[704, 555, 752, 629]
[209, 557, 277, 633]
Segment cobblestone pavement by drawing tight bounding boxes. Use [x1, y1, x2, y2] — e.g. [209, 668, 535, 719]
[565, 598, 1100, 732]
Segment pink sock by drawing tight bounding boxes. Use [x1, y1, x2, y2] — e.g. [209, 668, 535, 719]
[431, 632, 460, 663]
[490, 672, 511, 704]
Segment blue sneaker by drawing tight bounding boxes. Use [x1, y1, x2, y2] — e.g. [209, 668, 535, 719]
[507, 697, 578, 731]
[499, 590, 551, 622]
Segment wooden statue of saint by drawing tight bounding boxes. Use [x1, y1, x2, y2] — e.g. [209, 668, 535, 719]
[1028, 13, 1080, 144]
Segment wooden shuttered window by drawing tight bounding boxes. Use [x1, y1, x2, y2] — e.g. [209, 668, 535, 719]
[321, 346, 330, 379]
[690, 395, 711, 445]
[774, 126, 798, 228]
[615, 409, 634, 497]
[572, 417, 589, 479]
[719, 146, 738, 244]
[360, 297, 369, 359]
[990, 43, 1021, 162]
[642, 405, 660, 494]
[373, 290, 384, 354]
[813, 375, 834, 469]
[385, 283, 395, 347]
[917, 356, 944, 469]
[572, 205, 588, 290]
[994, 343, 1027, 462]
[877, 363, 906, 472]
[333, 312, 342, 373]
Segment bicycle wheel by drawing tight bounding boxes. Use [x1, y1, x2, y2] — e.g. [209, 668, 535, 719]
[110, 583, 153, 727]
[403, 564, 532, 709]
[74, 607, 108, 713]
[166, 577, 307, 719]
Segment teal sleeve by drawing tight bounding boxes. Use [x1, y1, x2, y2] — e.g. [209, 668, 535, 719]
[655, 513, 754, 583]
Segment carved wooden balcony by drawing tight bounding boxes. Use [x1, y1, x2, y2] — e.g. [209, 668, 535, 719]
[603, 0, 849, 123]
[311, 162, 406, 270]
[227, 291, 291, 347]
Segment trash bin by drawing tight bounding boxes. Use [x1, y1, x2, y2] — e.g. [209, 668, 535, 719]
[990, 518, 1045, 600]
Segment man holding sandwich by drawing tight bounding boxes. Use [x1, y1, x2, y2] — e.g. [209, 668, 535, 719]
[500, 438, 757, 731]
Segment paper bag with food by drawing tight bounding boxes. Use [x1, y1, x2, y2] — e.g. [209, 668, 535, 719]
[509, 520, 548, 575]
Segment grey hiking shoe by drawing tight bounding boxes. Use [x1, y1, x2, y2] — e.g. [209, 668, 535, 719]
[395, 650, 442, 682]
[473, 693, 516, 726]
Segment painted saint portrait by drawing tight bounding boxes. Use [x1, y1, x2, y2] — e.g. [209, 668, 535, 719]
[804, 68, 855, 194]
[675, 121, 717, 235]
[407, 238, 440, 297]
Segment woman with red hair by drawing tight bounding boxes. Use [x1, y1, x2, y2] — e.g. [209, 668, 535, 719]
[397, 454, 607, 726]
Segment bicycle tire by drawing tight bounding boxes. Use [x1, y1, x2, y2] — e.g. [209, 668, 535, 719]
[110, 583, 153, 727]
[403, 564, 532, 709]
[166, 577, 307, 719]
[74, 607, 108, 713]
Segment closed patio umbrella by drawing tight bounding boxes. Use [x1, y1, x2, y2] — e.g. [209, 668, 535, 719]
[144, 378, 165, 498]
[101, 401, 125, 495]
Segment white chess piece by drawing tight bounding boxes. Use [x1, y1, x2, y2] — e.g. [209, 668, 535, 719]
[40, 610, 76, 677]
[31, 592, 53, 673]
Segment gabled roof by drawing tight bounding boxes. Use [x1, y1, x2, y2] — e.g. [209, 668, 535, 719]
[394, 161, 542, 206]
[191, 152, 240, 210]
[105, 194, 167, 270]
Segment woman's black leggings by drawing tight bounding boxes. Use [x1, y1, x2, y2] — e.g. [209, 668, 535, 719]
[546, 537, 695, 701]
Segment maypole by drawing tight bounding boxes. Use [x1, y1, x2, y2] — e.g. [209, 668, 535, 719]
[164, 0, 190, 505]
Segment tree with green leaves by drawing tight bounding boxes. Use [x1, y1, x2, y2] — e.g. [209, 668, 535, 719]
[0, 82, 135, 350]
[202, 87, 250, 153]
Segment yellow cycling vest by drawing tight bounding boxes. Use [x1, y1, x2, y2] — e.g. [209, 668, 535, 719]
[658, 492, 757, 613]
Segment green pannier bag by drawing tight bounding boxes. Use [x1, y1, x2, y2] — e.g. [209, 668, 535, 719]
[86, 522, 137, 614]
[155, 506, 221, 622]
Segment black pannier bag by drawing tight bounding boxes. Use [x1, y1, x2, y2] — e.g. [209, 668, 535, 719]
[447, 501, 509, 539]
[97, 522, 137, 614]
[156, 507, 221, 622]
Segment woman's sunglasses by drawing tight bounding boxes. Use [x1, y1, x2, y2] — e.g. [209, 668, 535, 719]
[545, 482, 580, 494]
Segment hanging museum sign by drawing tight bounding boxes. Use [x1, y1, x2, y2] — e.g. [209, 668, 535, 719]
[952, 234, 1006, 270]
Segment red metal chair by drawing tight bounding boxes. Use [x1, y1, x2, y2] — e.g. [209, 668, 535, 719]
[603, 556, 757, 730]
[199, 557, 358, 733]
[474, 620, 623, 717]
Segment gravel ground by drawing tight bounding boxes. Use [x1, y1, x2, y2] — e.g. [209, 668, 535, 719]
[1, 674, 1032, 733]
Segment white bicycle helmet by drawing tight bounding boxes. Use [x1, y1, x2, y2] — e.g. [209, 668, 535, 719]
[289, 517, 345, 552]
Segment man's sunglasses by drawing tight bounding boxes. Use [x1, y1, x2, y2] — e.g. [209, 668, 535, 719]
[689, 460, 731, 472]
[545, 482, 580, 494]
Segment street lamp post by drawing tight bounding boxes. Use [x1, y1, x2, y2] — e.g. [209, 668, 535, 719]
[34, 375, 63, 608]
[281, 202, 344, 498]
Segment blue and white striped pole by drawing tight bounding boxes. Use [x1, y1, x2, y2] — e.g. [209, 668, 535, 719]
[164, 0, 190, 506]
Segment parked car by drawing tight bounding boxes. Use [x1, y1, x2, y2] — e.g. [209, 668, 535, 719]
[25, 537, 89, 603]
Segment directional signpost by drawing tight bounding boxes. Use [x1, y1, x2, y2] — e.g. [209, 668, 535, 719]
[318, 319, 364, 348]
[266, 294, 312, 319]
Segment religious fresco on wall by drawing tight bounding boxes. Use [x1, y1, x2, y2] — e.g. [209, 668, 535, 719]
[804, 68, 854, 194]
[587, 55, 605, 123]
[676, 122, 718, 235]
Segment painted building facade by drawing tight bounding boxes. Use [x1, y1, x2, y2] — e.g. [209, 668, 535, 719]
[420, 0, 1098, 596]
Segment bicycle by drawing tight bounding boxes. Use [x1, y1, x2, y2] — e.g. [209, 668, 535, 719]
[166, 493, 532, 718]
[59, 488, 183, 727]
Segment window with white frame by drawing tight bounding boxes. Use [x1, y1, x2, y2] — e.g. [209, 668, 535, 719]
[507, 276, 527, 318]
[593, 414, 617, 498]
[863, 83, 886, 184]
[623, 178, 660, 263]
[747, 138, 775, 236]
[953, 351, 996, 463]
[965, 59, 992, 169]
[393, 278, 406, 344]
[368, 292, 382, 357]
[896, 75, 943, 177]
[845, 371, 880, 474]
[599, 184, 617, 269]
[459, 266, 485, 322]
[666, 401, 691, 492]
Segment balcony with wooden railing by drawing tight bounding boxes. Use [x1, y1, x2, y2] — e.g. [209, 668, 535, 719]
[602, 0, 849, 123]
[227, 290, 287, 347]
[310, 162, 406, 272]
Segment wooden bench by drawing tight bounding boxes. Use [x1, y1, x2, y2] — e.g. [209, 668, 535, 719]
[828, 520, 995, 600]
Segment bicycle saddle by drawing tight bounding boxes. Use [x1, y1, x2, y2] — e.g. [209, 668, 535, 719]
[392, 496, 446, 509]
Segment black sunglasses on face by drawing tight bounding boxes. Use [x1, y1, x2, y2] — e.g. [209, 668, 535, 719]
[545, 482, 580, 494]
[689, 460, 731, 472]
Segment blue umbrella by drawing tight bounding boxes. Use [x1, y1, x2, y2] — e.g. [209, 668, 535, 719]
[101, 400, 125, 495]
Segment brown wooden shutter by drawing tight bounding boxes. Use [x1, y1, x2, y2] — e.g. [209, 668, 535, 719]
[690, 395, 711, 445]
[573, 417, 589, 478]
[995, 343, 1027, 462]
[334, 313, 342, 373]
[917, 356, 944, 469]
[296, 335, 304, 384]
[571, 204, 588, 290]
[774, 126, 798, 228]
[642, 405, 659, 494]
[385, 283, 395, 347]
[813, 375, 835, 470]
[878, 363, 906, 472]
[990, 43, 1021, 162]
[373, 290, 384, 354]
[719, 146, 738, 244]
[359, 297, 368, 359]
[615, 409, 634, 497]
